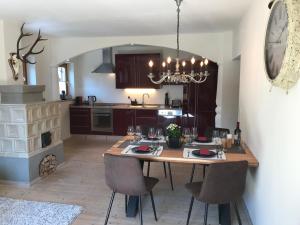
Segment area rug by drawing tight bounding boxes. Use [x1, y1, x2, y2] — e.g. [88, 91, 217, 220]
[0, 197, 82, 225]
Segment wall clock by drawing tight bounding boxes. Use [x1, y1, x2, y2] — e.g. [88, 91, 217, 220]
[264, 0, 300, 91]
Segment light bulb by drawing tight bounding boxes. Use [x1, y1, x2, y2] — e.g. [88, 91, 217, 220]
[200, 61, 204, 67]
[162, 61, 166, 67]
[167, 56, 172, 64]
[182, 61, 186, 67]
[148, 60, 154, 68]
[191, 57, 195, 65]
[204, 58, 209, 65]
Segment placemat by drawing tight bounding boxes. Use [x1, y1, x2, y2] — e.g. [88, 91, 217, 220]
[118, 140, 245, 154]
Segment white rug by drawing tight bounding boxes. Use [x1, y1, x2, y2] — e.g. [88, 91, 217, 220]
[0, 197, 82, 225]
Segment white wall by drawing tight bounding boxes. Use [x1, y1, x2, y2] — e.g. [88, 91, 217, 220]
[0, 19, 23, 84]
[235, 0, 300, 225]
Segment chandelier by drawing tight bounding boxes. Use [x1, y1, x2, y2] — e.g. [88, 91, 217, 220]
[148, 0, 210, 84]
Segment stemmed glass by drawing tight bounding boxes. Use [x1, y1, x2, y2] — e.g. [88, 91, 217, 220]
[191, 127, 198, 142]
[127, 126, 135, 143]
[148, 128, 156, 139]
[183, 128, 191, 144]
[135, 125, 142, 143]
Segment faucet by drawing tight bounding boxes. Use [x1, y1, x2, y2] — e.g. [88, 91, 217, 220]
[142, 93, 150, 106]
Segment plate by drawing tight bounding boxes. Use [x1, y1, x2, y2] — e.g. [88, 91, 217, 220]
[191, 149, 216, 158]
[194, 137, 212, 143]
[132, 146, 154, 154]
[146, 137, 160, 141]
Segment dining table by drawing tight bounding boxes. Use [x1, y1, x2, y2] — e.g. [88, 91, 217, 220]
[105, 136, 259, 225]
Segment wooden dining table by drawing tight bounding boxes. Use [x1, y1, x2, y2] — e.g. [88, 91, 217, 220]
[105, 136, 259, 225]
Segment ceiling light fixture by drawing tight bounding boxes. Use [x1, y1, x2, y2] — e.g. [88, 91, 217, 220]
[147, 0, 210, 84]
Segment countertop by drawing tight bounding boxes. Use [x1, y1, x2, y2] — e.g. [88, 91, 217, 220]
[70, 103, 182, 111]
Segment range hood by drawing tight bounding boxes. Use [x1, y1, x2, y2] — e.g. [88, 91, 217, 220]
[92, 47, 115, 73]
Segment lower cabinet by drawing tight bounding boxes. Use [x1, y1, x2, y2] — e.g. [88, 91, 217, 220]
[113, 109, 158, 136]
[113, 109, 135, 136]
[70, 108, 91, 134]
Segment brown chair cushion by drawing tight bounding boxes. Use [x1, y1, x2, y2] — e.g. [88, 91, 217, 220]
[185, 182, 203, 197]
[145, 176, 159, 192]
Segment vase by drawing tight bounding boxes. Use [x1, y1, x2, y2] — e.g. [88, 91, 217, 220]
[167, 137, 182, 149]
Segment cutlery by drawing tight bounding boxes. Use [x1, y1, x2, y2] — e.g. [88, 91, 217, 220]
[125, 147, 132, 153]
[187, 150, 190, 158]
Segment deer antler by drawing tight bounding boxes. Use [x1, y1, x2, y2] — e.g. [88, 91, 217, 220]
[16, 23, 47, 64]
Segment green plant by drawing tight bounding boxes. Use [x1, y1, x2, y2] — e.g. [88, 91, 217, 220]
[166, 123, 181, 139]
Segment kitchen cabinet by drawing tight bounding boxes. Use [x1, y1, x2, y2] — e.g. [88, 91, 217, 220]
[182, 61, 218, 135]
[113, 109, 158, 136]
[70, 108, 91, 134]
[113, 109, 135, 136]
[115, 54, 161, 89]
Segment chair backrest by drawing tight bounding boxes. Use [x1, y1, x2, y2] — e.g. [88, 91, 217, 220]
[199, 161, 248, 204]
[104, 154, 148, 195]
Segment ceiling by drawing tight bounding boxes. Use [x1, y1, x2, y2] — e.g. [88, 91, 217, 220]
[0, 0, 252, 37]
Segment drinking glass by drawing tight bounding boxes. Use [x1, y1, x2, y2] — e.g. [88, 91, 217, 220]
[135, 125, 142, 142]
[212, 130, 220, 145]
[127, 126, 135, 143]
[191, 127, 198, 141]
[156, 128, 163, 138]
[148, 127, 156, 139]
[183, 128, 191, 144]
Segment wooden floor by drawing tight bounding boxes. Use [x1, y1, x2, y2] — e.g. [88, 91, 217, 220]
[0, 135, 253, 225]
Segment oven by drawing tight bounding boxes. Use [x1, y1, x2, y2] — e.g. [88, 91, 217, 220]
[91, 107, 113, 132]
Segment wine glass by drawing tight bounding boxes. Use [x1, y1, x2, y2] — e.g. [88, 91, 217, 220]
[127, 126, 135, 143]
[156, 128, 163, 138]
[148, 127, 156, 139]
[212, 130, 220, 145]
[191, 127, 198, 141]
[183, 128, 191, 144]
[135, 125, 142, 142]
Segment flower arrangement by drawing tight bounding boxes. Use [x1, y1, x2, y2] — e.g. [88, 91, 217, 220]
[166, 123, 181, 139]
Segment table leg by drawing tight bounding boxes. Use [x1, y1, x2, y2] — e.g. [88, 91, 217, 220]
[218, 203, 231, 225]
[126, 160, 144, 217]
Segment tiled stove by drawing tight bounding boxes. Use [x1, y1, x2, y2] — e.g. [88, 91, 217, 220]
[0, 85, 64, 183]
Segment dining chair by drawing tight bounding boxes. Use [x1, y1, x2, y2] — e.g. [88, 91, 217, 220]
[104, 154, 159, 225]
[185, 161, 248, 225]
[189, 127, 231, 183]
[139, 125, 174, 190]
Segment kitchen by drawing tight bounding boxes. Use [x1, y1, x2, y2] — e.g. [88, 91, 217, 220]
[66, 44, 225, 137]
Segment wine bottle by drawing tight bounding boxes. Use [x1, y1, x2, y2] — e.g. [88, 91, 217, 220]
[234, 122, 241, 145]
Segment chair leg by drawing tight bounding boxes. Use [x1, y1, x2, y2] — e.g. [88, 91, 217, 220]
[204, 203, 209, 225]
[150, 191, 158, 221]
[203, 165, 207, 178]
[190, 164, 195, 183]
[139, 195, 143, 225]
[163, 162, 167, 178]
[147, 161, 150, 177]
[234, 202, 242, 225]
[167, 162, 174, 191]
[125, 195, 128, 214]
[104, 191, 116, 225]
[186, 196, 194, 225]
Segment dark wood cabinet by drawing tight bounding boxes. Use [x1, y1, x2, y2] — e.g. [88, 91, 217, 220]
[113, 109, 158, 136]
[182, 61, 219, 135]
[70, 108, 91, 134]
[115, 54, 161, 89]
[113, 109, 135, 136]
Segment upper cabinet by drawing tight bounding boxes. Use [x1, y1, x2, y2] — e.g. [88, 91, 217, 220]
[115, 54, 161, 89]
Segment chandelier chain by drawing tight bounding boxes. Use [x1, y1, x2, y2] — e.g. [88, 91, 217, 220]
[175, 0, 182, 58]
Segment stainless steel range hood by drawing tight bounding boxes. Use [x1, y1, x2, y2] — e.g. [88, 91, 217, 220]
[92, 47, 115, 73]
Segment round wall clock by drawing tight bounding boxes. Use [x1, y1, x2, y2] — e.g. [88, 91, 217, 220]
[264, 0, 300, 90]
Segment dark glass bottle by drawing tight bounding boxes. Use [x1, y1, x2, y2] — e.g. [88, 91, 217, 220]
[234, 122, 241, 145]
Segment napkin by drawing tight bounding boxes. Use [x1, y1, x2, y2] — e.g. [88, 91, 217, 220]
[199, 148, 210, 155]
[198, 136, 208, 141]
[137, 145, 150, 151]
